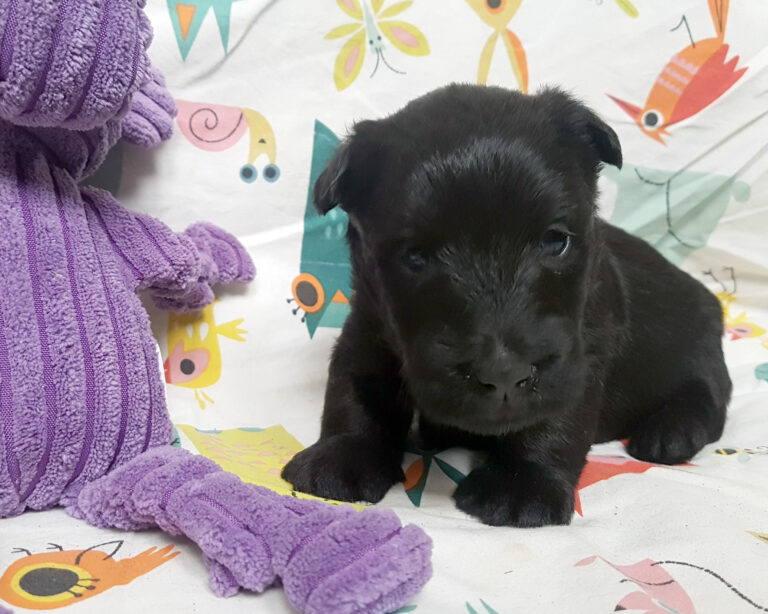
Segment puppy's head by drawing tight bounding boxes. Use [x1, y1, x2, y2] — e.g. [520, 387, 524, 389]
[316, 85, 621, 435]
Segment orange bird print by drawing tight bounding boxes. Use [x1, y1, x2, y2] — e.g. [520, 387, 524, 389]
[609, 0, 747, 144]
[465, 0, 528, 92]
[0, 541, 177, 610]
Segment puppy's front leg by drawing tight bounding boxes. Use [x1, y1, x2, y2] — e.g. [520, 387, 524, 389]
[282, 312, 412, 503]
[453, 414, 595, 527]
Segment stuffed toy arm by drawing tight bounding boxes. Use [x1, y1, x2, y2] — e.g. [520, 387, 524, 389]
[82, 187, 255, 312]
[71, 447, 433, 614]
[0, 0, 153, 130]
[119, 67, 177, 148]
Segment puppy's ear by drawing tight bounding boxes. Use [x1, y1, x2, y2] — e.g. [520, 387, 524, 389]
[547, 88, 623, 169]
[314, 120, 383, 215]
[582, 111, 622, 169]
[314, 139, 352, 214]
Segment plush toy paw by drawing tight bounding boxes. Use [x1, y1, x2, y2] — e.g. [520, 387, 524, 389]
[149, 222, 256, 312]
[280, 507, 433, 614]
[120, 68, 177, 148]
[453, 461, 574, 527]
[282, 434, 405, 504]
[183, 222, 256, 286]
[68, 447, 176, 530]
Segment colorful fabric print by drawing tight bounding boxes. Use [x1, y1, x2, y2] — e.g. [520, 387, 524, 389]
[704, 267, 768, 385]
[574, 454, 659, 516]
[705, 267, 768, 342]
[576, 555, 768, 613]
[167, 0, 243, 60]
[465, 0, 527, 91]
[608, 0, 746, 144]
[602, 165, 750, 266]
[176, 100, 280, 183]
[290, 120, 352, 337]
[0, 541, 177, 610]
[175, 424, 366, 508]
[164, 303, 247, 408]
[466, 599, 500, 614]
[714, 446, 768, 462]
[327, 0, 430, 91]
[597, 0, 639, 18]
[402, 444, 465, 507]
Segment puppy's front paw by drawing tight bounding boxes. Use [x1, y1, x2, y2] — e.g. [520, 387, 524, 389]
[627, 414, 710, 465]
[452, 462, 574, 527]
[281, 434, 404, 503]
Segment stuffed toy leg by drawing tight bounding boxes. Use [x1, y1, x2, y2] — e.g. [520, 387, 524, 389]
[71, 447, 433, 614]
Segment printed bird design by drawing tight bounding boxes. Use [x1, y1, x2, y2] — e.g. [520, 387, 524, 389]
[716, 292, 767, 341]
[289, 121, 353, 338]
[576, 556, 696, 614]
[465, 0, 528, 91]
[164, 302, 247, 408]
[574, 454, 657, 516]
[704, 268, 767, 341]
[577, 555, 767, 613]
[0, 541, 177, 610]
[609, 0, 746, 144]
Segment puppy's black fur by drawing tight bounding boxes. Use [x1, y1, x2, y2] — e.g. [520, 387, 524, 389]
[282, 84, 731, 527]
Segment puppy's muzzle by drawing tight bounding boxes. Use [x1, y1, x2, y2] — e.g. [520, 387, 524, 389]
[462, 345, 540, 403]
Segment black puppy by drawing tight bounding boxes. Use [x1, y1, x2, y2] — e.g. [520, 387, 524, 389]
[282, 84, 731, 527]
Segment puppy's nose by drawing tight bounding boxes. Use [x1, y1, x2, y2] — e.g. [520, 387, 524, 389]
[474, 347, 534, 401]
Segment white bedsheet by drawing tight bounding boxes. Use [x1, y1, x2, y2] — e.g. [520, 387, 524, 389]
[2, 1, 767, 612]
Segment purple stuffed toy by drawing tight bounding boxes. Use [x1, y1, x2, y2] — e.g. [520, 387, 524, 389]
[0, 1, 432, 612]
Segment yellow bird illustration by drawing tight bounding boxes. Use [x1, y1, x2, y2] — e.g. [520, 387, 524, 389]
[705, 268, 766, 342]
[164, 303, 247, 408]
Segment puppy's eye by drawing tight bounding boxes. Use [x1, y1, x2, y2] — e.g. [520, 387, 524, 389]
[404, 249, 429, 272]
[540, 229, 571, 258]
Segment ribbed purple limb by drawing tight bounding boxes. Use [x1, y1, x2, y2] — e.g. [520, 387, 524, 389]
[69, 448, 433, 613]
[0, 0, 152, 131]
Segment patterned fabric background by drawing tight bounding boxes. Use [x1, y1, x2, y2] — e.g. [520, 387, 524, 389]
[2, 1, 767, 612]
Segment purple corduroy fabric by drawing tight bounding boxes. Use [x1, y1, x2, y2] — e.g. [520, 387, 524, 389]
[0, 0, 152, 131]
[0, 142, 255, 516]
[71, 448, 434, 614]
[120, 67, 177, 148]
[0, 0, 255, 518]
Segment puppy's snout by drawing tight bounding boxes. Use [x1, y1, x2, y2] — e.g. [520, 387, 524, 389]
[472, 346, 536, 402]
